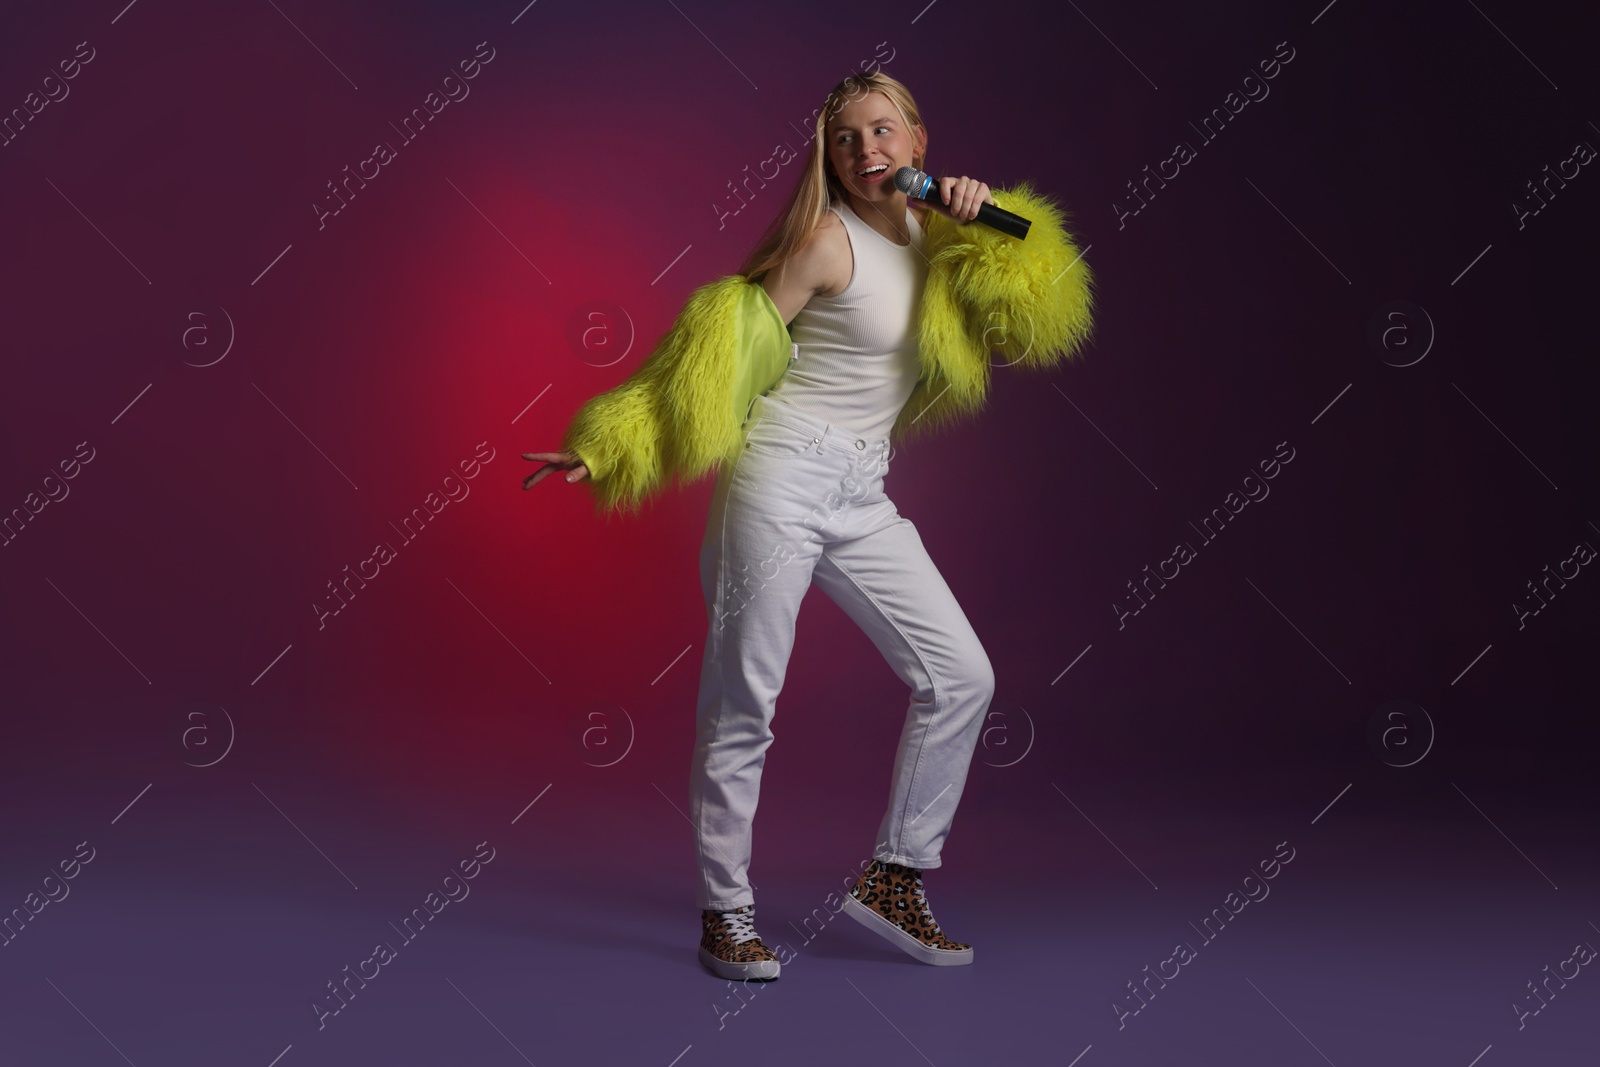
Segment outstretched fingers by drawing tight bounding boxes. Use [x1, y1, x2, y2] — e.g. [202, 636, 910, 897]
[520, 451, 590, 490]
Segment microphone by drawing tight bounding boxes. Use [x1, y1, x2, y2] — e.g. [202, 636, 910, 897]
[894, 166, 1031, 240]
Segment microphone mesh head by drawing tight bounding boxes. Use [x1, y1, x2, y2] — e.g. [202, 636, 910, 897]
[893, 166, 924, 194]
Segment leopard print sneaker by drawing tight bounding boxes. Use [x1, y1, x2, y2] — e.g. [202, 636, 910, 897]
[842, 859, 973, 966]
[699, 904, 781, 980]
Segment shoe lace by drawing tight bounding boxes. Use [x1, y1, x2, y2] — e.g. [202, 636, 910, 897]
[883, 870, 940, 934]
[905, 868, 941, 933]
[718, 907, 760, 944]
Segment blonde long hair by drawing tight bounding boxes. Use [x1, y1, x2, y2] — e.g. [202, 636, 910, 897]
[738, 72, 928, 284]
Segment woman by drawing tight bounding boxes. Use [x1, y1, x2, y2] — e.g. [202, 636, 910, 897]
[524, 71, 1095, 982]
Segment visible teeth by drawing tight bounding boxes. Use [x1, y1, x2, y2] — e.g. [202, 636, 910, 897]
[859, 164, 887, 176]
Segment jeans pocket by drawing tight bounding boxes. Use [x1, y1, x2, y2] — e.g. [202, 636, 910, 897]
[743, 416, 815, 457]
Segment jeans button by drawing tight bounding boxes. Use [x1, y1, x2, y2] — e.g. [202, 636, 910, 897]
[855, 439, 865, 450]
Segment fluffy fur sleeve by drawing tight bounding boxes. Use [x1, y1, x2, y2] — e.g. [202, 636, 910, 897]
[560, 275, 790, 517]
[895, 182, 1097, 441]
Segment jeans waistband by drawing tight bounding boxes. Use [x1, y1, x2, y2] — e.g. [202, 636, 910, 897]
[751, 393, 892, 455]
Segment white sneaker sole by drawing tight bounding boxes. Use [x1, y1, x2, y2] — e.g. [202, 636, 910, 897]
[841, 894, 974, 966]
[698, 945, 780, 981]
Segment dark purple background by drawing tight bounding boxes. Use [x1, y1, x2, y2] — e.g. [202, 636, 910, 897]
[1, 1, 1596, 1063]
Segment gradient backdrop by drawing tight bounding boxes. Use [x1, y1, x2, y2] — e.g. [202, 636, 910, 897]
[1, 0, 1596, 1064]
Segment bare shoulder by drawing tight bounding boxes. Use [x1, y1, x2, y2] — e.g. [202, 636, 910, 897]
[803, 209, 851, 297]
[761, 209, 851, 320]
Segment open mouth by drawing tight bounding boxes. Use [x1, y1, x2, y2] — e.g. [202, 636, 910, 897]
[856, 163, 890, 182]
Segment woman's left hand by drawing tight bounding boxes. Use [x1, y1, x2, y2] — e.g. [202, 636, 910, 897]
[930, 176, 995, 223]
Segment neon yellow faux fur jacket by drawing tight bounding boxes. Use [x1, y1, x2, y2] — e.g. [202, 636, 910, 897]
[561, 182, 1096, 515]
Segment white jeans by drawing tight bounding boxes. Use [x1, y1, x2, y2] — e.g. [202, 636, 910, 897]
[690, 392, 995, 911]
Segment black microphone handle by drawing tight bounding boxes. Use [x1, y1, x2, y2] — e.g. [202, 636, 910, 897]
[913, 187, 1031, 239]
[968, 200, 1031, 240]
[894, 166, 1032, 239]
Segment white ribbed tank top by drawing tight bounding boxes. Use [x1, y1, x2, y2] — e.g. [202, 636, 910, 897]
[764, 198, 928, 440]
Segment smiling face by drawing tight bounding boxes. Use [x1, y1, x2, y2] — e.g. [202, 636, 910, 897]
[824, 90, 927, 209]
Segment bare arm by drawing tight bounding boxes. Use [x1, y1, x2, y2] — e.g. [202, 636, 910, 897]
[758, 213, 850, 324]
